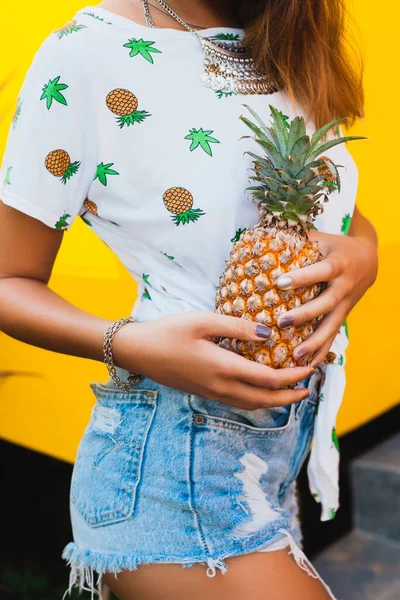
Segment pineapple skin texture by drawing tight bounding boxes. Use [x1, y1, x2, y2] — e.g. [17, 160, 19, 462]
[214, 225, 324, 369]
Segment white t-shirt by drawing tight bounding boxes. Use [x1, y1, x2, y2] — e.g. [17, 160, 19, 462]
[0, 5, 359, 520]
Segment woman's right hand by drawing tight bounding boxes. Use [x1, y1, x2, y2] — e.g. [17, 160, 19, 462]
[112, 311, 313, 410]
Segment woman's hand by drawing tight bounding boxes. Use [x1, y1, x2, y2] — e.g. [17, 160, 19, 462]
[112, 311, 314, 410]
[276, 229, 378, 367]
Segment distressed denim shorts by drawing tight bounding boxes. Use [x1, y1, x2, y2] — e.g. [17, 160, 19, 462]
[62, 366, 335, 599]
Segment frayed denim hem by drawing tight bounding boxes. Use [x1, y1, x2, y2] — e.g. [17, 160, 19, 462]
[61, 542, 229, 599]
[62, 534, 336, 600]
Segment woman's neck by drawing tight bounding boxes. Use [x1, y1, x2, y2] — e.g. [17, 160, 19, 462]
[97, 0, 241, 30]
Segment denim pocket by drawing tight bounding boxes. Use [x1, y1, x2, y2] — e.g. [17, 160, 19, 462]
[189, 394, 294, 435]
[70, 383, 158, 527]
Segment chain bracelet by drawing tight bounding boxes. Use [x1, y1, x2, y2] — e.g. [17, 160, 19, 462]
[103, 317, 142, 391]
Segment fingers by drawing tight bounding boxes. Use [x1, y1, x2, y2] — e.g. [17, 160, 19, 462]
[310, 335, 337, 368]
[212, 380, 311, 410]
[226, 351, 314, 389]
[195, 311, 273, 342]
[276, 255, 345, 290]
[288, 301, 348, 362]
[277, 282, 346, 329]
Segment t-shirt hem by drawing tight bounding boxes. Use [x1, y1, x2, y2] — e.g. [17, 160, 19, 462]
[0, 188, 69, 231]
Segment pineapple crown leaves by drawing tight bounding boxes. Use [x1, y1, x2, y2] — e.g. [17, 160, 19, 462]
[240, 104, 367, 228]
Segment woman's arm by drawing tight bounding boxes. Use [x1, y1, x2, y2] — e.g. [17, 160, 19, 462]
[0, 202, 314, 408]
[0, 203, 113, 362]
[275, 204, 378, 366]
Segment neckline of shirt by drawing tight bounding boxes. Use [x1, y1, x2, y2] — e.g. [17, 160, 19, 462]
[77, 6, 245, 39]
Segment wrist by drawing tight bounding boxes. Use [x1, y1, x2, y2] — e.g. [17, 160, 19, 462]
[110, 320, 143, 372]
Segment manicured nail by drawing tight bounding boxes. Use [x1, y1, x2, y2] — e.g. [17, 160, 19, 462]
[278, 316, 294, 329]
[296, 348, 309, 360]
[255, 324, 272, 338]
[277, 276, 292, 289]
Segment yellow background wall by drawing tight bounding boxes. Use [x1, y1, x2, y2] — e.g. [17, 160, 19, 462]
[0, 1, 399, 464]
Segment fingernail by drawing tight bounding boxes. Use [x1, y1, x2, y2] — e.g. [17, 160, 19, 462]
[255, 324, 272, 338]
[278, 316, 294, 329]
[296, 348, 309, 360]
[276, 276, 292, 289]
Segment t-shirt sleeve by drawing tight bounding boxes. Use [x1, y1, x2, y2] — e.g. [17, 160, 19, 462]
[0, 32, 97, 231]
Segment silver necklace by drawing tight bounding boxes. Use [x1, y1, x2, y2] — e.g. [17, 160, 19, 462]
[141, 0, 280, 96]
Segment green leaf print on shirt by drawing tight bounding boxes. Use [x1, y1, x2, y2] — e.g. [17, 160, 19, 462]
[328, 508, 337, 520]
[45, 149, 80, 184]
[163, 187, 205, 226]
[342, 320, 349, 339]
[341, 213, 352, 235]
[231, 228, 246, 243]
[210, 33, 240, 41]
[142, 274, 152, 300]
[55, 212, 71, 230]
[54, 20, 87, 40]
[123, 39, 162, 64]
[12, 99, 21, 128]
[82, 11, 112, 24]
[332, 427, 340, 452]
[215, 90, 233, 99]
[161, 251, 175, 260]
[184, 128, 219, 156]
[106, 88, 150, 128]
[4, 166, 12, 185]
[40, 76, 68, 109]
[94, 162, 119, 186]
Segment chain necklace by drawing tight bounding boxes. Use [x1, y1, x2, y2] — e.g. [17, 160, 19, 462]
[141, 0, 280, 96]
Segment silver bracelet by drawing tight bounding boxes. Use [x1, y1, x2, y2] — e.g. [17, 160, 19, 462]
[103, 317, 142, 391]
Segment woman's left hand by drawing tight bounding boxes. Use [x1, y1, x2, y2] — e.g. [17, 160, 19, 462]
[276, 230, 378, 367]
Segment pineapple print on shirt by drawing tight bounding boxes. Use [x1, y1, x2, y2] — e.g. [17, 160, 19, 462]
[163, 187, 205, 226]
[45, 149, 80, 184]
[184, 128, 220, 156]
[210, 32, 241, 41]
[54, 20, 87, 40]
[83, 11, 112, 24]
[55, 211, 71, 230]
[106, 89, 150, 128]
[123, 39, 161, 64]
[80, 199, 98, 227]
[40, 76, 68, 109]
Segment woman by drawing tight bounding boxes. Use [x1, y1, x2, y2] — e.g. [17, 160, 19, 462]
[0, 1, 377, 599]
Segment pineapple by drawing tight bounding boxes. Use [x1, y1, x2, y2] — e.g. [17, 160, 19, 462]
[45, 149, 80, 184]
[163, 187, 205, 225]
[83, 199, 98, 215]
[106, 88, 150, 128]
[79, 199, 98, 227]
[214, 104, 366, 368]
[54, 20, 87, 40]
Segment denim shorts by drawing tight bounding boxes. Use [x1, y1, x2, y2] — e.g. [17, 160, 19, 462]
[62, 366, 335, 599]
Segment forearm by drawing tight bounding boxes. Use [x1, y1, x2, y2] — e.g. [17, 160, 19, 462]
[0, 276, 114, 363]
